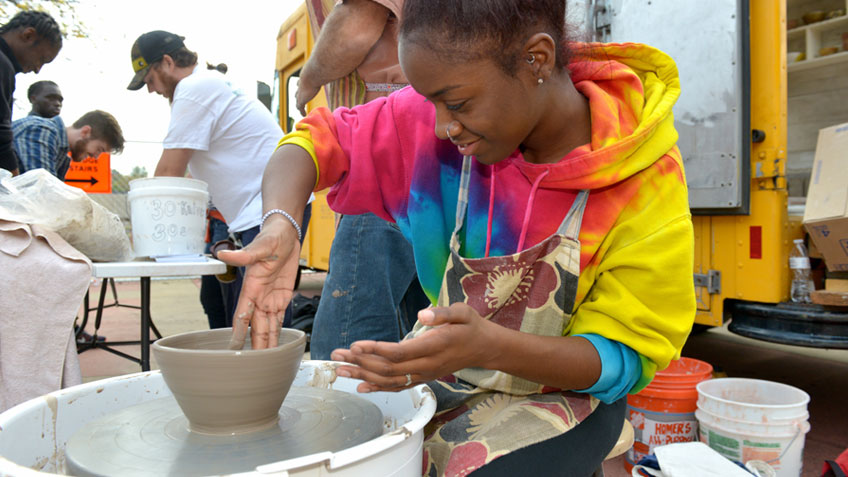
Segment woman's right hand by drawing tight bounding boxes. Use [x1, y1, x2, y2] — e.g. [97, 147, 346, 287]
[217, 217, 301, 350]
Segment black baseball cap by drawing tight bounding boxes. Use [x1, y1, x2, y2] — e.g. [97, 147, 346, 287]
[127, 30, 185, 91]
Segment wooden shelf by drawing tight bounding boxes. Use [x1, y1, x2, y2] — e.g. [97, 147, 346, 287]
[786, 6, 848, 73]
[788, 49, 848, 72]
[788, 12, 848, 37]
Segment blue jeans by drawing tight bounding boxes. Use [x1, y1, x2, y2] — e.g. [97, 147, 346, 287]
[310, 212, 431, 360]
[200, 216, 230, 329]
[223, 204, 312, 327]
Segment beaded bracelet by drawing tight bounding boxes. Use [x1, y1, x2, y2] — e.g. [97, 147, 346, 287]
[260, 209, 302, 240]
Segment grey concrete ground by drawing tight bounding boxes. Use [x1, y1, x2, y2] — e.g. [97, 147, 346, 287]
[76, 274, 848, 477]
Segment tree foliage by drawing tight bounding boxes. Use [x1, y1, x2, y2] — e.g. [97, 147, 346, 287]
[0, 0, 86, 38]
[111, 167, 147, 193]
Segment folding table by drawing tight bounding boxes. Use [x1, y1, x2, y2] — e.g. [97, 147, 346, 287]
[75, 258, 226, 371]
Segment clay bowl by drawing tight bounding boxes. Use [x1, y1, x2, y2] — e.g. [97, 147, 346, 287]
[819, 46, 839, 57]
[152, 328, 306, 435]
[803, 10, 826, 24]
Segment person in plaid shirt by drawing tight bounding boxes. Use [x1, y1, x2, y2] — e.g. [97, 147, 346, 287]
[13, 109, 124, 180]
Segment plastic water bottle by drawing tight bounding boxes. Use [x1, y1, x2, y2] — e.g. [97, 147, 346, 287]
[789, 239, 815, 303]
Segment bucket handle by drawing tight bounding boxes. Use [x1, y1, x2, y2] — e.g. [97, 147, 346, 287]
[764, 421, 804, 465]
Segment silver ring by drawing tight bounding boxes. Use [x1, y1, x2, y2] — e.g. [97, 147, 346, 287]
[445, 126, 454, 141]
[404, 373, 412, 386]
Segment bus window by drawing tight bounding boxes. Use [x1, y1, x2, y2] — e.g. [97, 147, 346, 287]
[285, 70, 305, 133]
[271, 70, 281, 122]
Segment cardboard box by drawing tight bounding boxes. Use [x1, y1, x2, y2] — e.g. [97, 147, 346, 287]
[803, 123, 848, 272]
[826, 279, 848, 293]
[808, 233, 823, 259]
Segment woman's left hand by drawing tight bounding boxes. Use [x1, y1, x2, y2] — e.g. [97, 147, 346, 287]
[330, 303, 500, 392]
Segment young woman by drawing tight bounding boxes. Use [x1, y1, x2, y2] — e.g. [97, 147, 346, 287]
[220, 0, 695, 474]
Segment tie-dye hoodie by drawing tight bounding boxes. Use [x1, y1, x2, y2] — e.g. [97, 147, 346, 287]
[282, 43, 695, 392]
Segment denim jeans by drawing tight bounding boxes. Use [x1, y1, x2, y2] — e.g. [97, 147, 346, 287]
[200, 216, 230, 329]
[310, 212, 431, 360]
[223, 203, 312, 327]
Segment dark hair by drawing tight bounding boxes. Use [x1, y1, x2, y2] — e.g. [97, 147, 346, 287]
[206, 62, 228, 74]
[0, 10, 63, 48]
[169, 46, 198, 68]
[27, 80, 59, 100]
[73, 110, 125, 154]
[400, 0, 570, 76]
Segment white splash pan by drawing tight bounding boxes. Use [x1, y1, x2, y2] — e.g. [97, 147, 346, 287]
[0, 360, 436, 477]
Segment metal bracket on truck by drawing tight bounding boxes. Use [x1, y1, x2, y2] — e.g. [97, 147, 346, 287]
[694, 270, 722, 296]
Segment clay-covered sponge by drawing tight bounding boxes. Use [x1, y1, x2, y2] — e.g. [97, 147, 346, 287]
[152, 328, 306, 435]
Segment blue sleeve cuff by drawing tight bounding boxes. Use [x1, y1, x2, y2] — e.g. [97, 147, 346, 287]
[574, 334, 642, 404]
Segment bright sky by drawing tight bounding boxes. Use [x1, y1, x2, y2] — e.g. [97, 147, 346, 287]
[11, 0, 302, 175]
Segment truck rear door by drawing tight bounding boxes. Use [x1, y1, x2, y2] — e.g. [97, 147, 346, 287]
[568, 0, 751, 214]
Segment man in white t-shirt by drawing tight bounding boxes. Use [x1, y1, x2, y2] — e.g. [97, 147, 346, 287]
[127, 30, 312, 326]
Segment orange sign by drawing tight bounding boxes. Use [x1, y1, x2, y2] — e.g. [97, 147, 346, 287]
[64, 152, 111, 194]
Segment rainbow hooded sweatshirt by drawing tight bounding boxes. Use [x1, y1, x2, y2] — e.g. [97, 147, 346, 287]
[282, 43, 695, 395]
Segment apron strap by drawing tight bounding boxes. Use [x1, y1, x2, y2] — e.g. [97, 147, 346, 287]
[557, 190, 590, 241]
[452, 156, 474, 238]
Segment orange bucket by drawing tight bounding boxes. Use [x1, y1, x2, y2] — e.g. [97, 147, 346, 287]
[624, 357, 713, 472]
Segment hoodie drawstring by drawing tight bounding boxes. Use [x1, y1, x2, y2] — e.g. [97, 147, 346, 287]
[516, 168, 550, 252]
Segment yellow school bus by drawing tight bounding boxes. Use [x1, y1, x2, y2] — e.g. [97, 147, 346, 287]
[273, 0, 848, 347]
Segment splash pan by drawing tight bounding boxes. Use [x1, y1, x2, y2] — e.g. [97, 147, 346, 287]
[0, 361, 435, 477]
[65, 387, 382, 476]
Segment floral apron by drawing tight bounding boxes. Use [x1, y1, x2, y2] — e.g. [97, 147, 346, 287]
[409, 156, 600, 477]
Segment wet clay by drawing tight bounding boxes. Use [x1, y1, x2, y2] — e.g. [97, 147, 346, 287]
[152, 328, 306, 435]
[64, 387, 383, 477]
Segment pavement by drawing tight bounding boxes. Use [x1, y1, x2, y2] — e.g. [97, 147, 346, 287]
[76, 273, 848, 477]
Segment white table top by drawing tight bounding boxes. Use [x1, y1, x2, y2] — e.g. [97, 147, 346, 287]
[91, 257, 227, 278]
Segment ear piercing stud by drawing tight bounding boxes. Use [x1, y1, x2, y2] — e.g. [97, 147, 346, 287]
[528, 53, 542, 84]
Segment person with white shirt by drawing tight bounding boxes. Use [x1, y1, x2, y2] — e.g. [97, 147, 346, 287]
[127, 30, 312, 327]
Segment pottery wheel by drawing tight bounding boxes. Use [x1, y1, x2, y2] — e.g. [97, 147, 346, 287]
[65, 386, 383, 477]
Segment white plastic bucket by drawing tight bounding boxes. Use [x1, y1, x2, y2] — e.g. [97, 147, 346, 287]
[128, 177, 209, 257]
[0, 361, 436, 476]
[696, 378, 810, 477]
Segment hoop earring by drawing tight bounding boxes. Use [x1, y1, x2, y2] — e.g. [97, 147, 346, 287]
[527, 53, 535, 64]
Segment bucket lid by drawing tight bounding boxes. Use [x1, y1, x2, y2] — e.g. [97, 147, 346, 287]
[129, 177, 208, 192]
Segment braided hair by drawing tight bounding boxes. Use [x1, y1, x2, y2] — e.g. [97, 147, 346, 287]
[0, 10, 63, 48]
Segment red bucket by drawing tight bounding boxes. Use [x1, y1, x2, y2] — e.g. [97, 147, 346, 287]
[624, 357, 713, 472]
